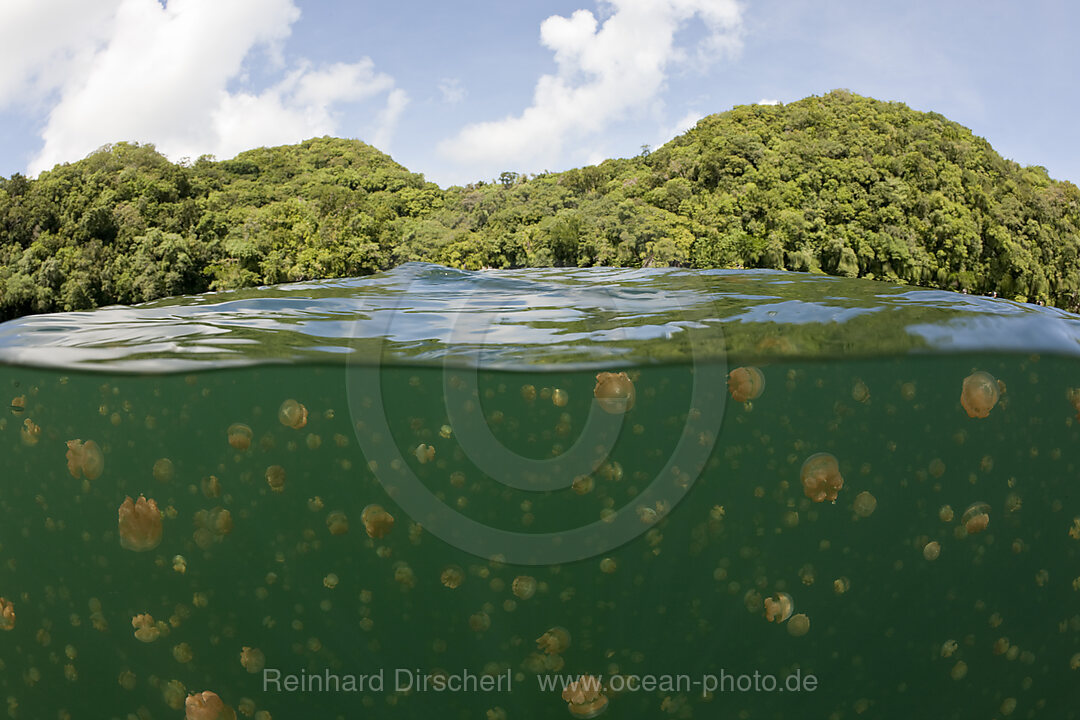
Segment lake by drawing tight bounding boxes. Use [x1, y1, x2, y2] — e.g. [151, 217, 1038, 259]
[1, 263, 1078, 719]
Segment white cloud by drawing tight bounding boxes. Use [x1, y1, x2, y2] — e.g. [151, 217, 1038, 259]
[438, 78, 465, 104]
[437, 0, 742, 178]
[0, 0, 123, 109]
[757, 98, 780, 105]
[14, 0, 405, 175]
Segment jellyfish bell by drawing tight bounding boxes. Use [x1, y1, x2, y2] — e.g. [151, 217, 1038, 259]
[226, 424, 253, 451]
[593, 372, 635, 414]
[326, 511, 349, 535]
[185, 690, 232, 720]
[278, 399, 308, 429]
[441, 565, 464, 589]
[0, 597, 15, 630]
[961, 502, 991, 535]
[537, 626, 571, 655]
[763, 592, 793, 623]
[240, 647, 265, 674]
[361, 504, 394, 539]
[728, 367, 765, 403]
[800, 453, 844, 503]
[853, 491, 877, 518]
[562, 675, 608, 718]
[961, 371, 1000, 419]
[132, 613, 159, 642]
[786, 613, 810, 637]
[118, 495, 163, 552]
[512, 576, 537, 600]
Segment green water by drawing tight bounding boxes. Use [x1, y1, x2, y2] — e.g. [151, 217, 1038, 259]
[2, 353, 1079, 719]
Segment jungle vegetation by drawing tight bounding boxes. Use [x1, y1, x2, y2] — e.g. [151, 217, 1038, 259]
[1, 89, 1078, 320]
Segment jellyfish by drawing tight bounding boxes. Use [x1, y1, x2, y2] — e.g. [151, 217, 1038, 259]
[800, 453, 844, 503]
[537, 627, 571, 655]
[193, 507, 233, 549]
[118, 495, 163, 552]
[132, 614, 159, 642]
[413, 444, 435, 464]
[326, 511, 349, 536]
[728, 367, 765, 403]
[361, 504, 394, 539]
[240, 647, 265, 674]
[65, 439, 104, 480]
[961, 502, 990, 534]
[561, 675, 607, 718]
[0, 597, 14, 630]
[552, 389, 569, 408]
[923, 541, 941, 561]
[20, 418, 41, 446]
[185, 690, 227, 720]
[512, 576, 537, 600]
[153, 458, 175, 483]
[265, 465, 286, 492]
[201, 475, 222, 499]
[227, 423, 253, 451]
[278, 399, 308, 429]
[786, 613, 810, 637]
[441, 565, 464, 589]
[324, 573, 339, 589]
[960, 371, 1000, 418]
[853, 491, 877, 518]
[593, 372, 635, 414]
[763, 593, 793, 623]
[173, 643, 194, 663]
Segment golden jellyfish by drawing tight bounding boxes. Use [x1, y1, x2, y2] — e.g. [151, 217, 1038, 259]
[153, 457, 175, 483]
[132, 614, 159, 642]
[441, 565, 465, 589]
[0, 597, 14, 630]
[227, 424, 253, 451]
[278, 399, 308, 429]
[561, 675, 607, 719]
[118, 495, 163, 552]
[853, 491, 877, 518]
[923, 541, 941, 561]
[10, 394, 25, 414]
[800, 453, 844, 503]
[201, 475, 222, 499]
[960, 371, 1000, 418]
[962, 502, 991, 535]
[185, 690, 228, 720]
[413, 444, 435, 464]
[265, 465, 286, 492]
[20, 417, 41, 445]
[593, 372, 635, 414]
[65, 439, 104, 480]
[512, 576, 537, 600]
[786, 613, 810, 637]
[173, 642, 194, 663]
[764, 592, 793, 623]
[728, 366, 765, 403]
[240, 647, 265, 674]
[326, 511, 349, 535]
[537, 626, 571, 655]
[193, 507, 233, 549]
[361, 504, 394, 539]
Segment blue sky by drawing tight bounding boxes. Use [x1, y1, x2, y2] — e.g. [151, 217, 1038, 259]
[0, 0, 1076, 188]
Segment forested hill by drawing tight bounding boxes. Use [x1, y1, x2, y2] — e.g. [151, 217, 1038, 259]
[2, 89, 1079, 321]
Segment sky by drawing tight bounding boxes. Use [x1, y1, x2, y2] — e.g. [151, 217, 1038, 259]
[0, 0, 1076, 188]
